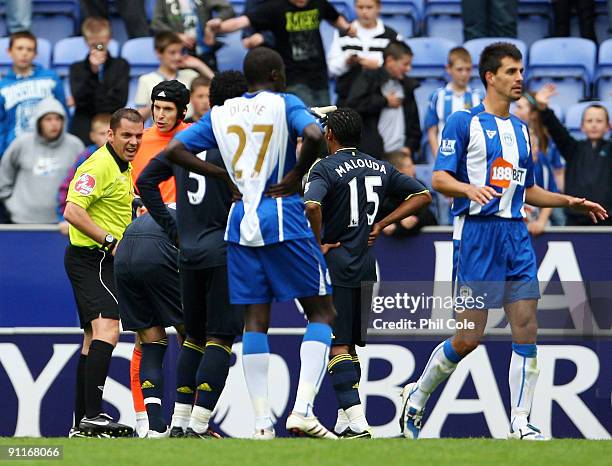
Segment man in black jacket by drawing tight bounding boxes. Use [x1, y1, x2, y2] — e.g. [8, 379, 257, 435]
[69, 17, 130, 145]
[535, 83, 612, 226]
[346, 41, 421, 161]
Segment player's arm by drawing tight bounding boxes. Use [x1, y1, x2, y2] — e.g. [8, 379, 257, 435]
[427, 126, 439, 158]
[64, 202, 118, 253]
[525, 184, 608, 223]
[267, 123, 324, 197]
[136, 156, 179, 244]
[370, 169, 432, 245]
[432, 170, 501, 205]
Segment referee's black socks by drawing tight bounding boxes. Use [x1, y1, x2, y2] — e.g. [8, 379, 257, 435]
[141, 339, 168, 433]
[74, 353, 87, 425]
[85, 340, 114, 419]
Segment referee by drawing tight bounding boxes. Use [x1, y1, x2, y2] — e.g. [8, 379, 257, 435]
[64, 108, 144, 438]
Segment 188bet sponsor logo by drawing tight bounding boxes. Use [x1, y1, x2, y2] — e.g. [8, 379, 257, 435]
[489, 157, 526, 188]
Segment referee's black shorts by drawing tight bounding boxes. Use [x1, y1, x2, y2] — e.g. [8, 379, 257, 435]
[181, 265, 245, 341]
[331, 283, 374, 347]
[114, 236, 183, 332]
[64, 245, 120, 329]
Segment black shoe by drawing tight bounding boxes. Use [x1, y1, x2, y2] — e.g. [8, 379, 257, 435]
[184, 427, 222, 439]
[79, 413, 134, 438]
[169, 426, 185, 438]
[339, 428, 372, 439]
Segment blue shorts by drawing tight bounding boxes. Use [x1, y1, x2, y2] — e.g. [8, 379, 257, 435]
[227, 236, 332, 304]
[453, 216, 540, 309]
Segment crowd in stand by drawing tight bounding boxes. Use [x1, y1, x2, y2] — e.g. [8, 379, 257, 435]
[0, 0, 610, 230]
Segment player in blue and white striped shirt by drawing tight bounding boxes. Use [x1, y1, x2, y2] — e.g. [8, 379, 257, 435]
[424, 47, 481, 158]
[400, 42, 607, 442]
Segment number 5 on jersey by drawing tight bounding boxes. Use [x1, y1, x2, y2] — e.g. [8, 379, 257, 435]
[348, 176, 382, 227]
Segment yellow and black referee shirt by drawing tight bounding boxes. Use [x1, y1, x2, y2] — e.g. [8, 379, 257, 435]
[66, 142, 134, 248]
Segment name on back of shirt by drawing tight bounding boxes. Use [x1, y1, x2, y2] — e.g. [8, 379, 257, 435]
[228, 100, 267, 117]
[334, 157, 387, 178]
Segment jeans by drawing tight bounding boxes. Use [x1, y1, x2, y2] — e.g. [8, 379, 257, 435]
[6, 0, 32, 33]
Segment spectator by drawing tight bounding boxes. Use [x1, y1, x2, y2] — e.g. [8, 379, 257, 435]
[381, 152, 438, 237]
[524, 128, 558, 236]
[553, 0, 597, 42]
[425, 47, 481, 159]
[0, 97, 84, 224]
[205, 0, 355, 107]
[184, 76, 211, 123]
[513, 91, 566, 226]
[151, 0, 235, 70]
[135, 31, 214, 121]
[241, 0, 276, 50]
[58, 113, 111, 234]
[346, 41, 421, 160]
[461, 0, 517, 40]
[69, 17, 130, 146]
[0, 31, 66, 157]
[535, 84, 612, 226]
[327, 0, 400, 107]
[80, 0, 149, 38]
[5, 0, 32, 33]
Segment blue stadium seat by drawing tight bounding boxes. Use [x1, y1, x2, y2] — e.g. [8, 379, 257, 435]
[330, 0, 354, 20]
[382, 13, 415, 37]
[413, 77, 447, 127]
[110, 16, 129, 46]
[0, 37, 51, 76]
[53, 37, 120, 77]
[517, 14, 551, 47]
[320, 21, 336, 55]
[527, 38, 596, 109]
[216, 32, 247, 72]
[423, 0, 462, 43]
[32, 14, 77, 45]
[405, 37, 456, 79]
[229, 0, 245, 14]
[463, 37, 528, 66]
[595, 39, 612, 98]
[127, 77, 139, 108]
[564, 101, 612, 138]
[121, 37, 158, 77]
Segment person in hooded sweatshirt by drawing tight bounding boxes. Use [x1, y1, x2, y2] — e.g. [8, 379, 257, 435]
[0, 96, 84, 224]
[0, 31, 67, 157]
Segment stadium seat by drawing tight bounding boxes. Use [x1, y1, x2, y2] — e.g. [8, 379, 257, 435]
[527, 38, 596, 109]
[413, 77, 447, 127]
[517, 14, 551, 47]
[32, 14, 77, 45]
[0, 37, 51, 76]
[330, 0, 354, 20]
[564, 101, 612, 138]
[463, 38, 528, 66]
[229, 0, 245, 14]
[216, 31, 248, 72]
[382, 13, 415, 37]
[405, 37, 456, 79]
[595, 39, 612, 98]
[320, 21, 336, 55]
[121, 37, 158, 77]
[110, 16, 129, 46]
[423, 0, 463, 44]
[53, 37, 120, 77]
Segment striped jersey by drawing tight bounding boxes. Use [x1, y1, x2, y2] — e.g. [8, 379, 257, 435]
[174, 90, 318, 246]
[424, 83, 481, 143]
[434, 103, 535, 219]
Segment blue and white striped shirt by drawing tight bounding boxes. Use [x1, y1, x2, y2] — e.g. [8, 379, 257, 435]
[434, 104, 535, 219]
[424, 83, 481, 141]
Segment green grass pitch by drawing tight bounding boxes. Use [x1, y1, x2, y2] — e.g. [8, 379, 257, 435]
[0, 438, 610, 466]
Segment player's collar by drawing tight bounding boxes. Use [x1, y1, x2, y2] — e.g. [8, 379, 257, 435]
[335, 147, 358, 155]
[106, 142, 129, 172]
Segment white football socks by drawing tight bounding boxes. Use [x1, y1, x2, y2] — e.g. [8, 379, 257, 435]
[293, 339, 330, 417]
[346, 404, 370, 433]
[243, 352, 273, 430]
[509, 344, 539, 431]
[411, 339, 462, 410]
[170, 402, 191, 430]
[189, 405, 212, 433]
[135, 411, 149, 438]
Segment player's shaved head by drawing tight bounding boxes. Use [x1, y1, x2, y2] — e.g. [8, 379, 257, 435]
[243, 47, 286, 91]
[479, 42, 523, 87]
[326, 108, 362, 147]
[209, 70, 248, 107]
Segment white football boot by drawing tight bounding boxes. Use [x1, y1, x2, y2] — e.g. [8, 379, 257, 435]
[286, 412, 338, 439]
[400, 383, 424, 439]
